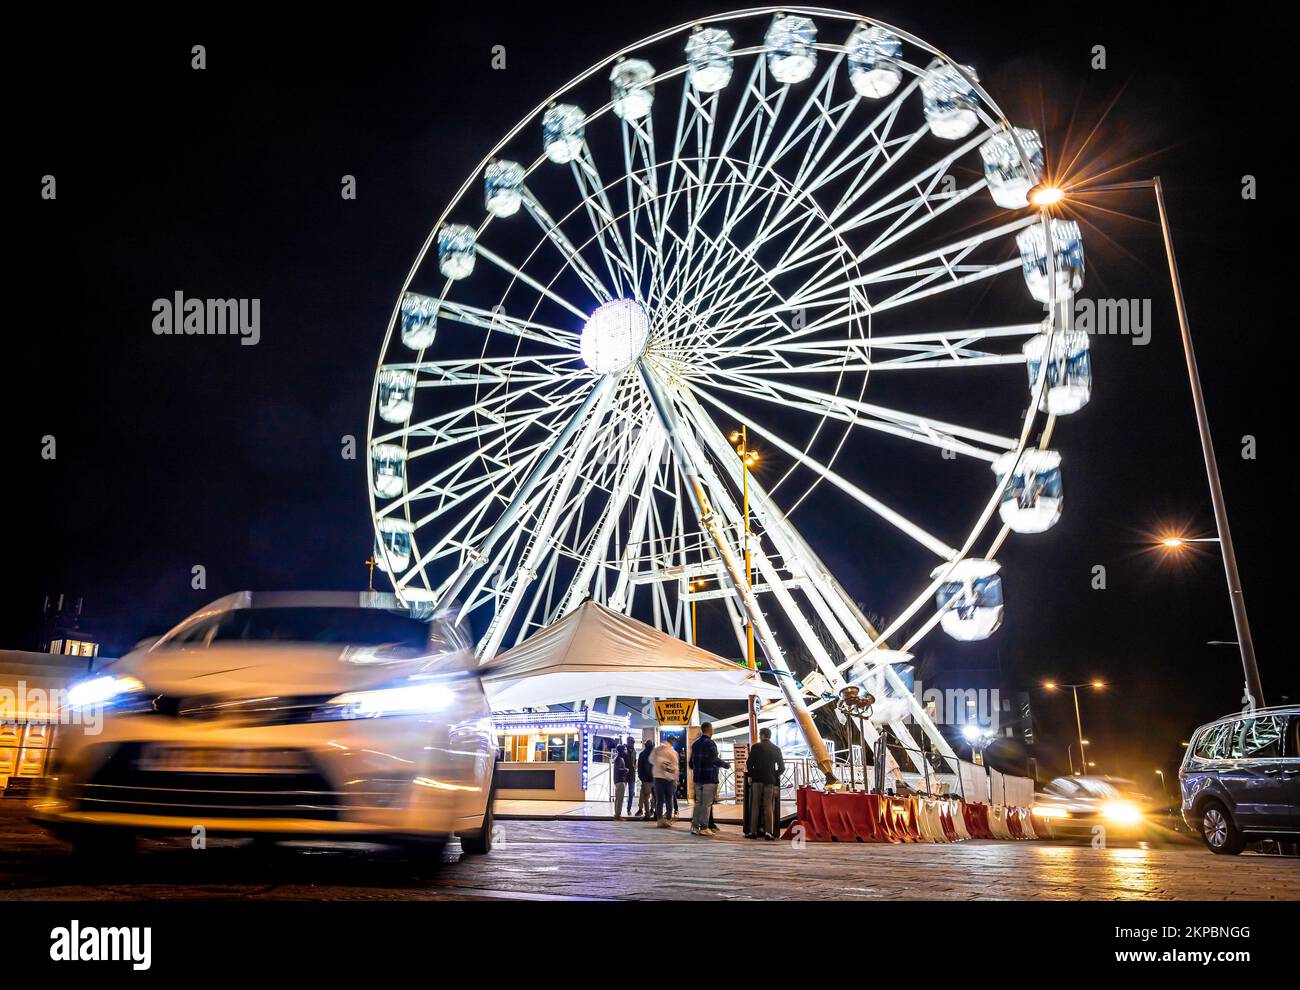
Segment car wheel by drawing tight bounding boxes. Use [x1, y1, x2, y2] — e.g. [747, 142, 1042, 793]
[1200, 801, 1245, 855]
[460, 765, 498, 856]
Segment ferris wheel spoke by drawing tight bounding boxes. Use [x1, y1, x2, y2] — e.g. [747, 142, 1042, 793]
[686, 377, 959, 560]
[429, 297, 580, 350]
[432, 376, 613, 613]
[475, 243, 593, 323]
[707, 368, 1012, 460]
[569, 148, 640, 300]
[518, 189, 615, 304]
[475, 378, 618, 660]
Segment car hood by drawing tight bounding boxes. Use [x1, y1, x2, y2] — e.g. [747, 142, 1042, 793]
[114, 644, 460, 698]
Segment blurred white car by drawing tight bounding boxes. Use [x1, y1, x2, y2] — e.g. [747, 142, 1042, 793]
[1030, 775, 1153, 841]
[31, 592, 496, 865]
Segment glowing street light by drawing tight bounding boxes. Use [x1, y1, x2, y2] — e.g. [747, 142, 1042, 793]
[1027, 183, 1065, 208]
[1025, 176, 1263, 708]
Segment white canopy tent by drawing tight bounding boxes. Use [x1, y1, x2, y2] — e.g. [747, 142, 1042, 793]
[481, 601, 781, 711]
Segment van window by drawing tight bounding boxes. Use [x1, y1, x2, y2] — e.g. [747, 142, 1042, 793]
[1239, 716, 1286, 759]
[1193, 722, 1237, 761]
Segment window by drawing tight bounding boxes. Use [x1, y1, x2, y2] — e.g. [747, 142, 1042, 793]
[1194, 722, 1237, 761]
[1239, 716, 1286, 759]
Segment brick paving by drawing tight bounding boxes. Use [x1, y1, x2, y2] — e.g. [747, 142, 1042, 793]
[2, 802, 1298, 901]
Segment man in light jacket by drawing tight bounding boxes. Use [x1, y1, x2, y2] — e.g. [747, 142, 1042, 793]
[650, 738, 680, 828]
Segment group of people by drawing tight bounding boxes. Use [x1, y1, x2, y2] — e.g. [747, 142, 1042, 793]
[610, 724, 786, 840]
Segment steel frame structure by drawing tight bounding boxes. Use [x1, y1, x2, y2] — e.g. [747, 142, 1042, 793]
[366, 8, 1076, 781]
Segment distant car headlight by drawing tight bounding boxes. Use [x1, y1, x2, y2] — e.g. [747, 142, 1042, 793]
[66, 675, 146, 710]
[1101, 800, 1143, 825]
[1031, 805, 1070, 819]
[316, 679, 456, 720]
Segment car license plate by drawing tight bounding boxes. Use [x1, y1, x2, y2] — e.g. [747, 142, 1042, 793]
[137, 746, 310, 774]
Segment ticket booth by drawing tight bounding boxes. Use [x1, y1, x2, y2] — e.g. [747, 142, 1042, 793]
[492, 709, 632, 801]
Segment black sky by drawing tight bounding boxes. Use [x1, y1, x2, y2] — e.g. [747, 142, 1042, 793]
[10, 2, 1296, 785]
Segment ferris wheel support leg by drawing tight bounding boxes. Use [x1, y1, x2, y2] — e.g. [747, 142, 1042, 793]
[638, 361, 840, 789]
[677, 388, 959, 774]
[438, 377, 613, 617]
[475, 380, 616, 663]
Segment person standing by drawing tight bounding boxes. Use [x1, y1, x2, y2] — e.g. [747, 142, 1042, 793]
[636, 738, 655, 820]
[688, 723, 729, 837]
[611, 746, 631, 820]
[650, 737, 679, 828]
[745, 726, 785, 840]
[615, 736, 638, 818]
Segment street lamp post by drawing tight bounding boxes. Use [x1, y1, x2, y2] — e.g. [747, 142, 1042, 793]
[1030, 178, 1264, 708]
[1043, 680, 1104, 775]
[731, 427, 760, 745]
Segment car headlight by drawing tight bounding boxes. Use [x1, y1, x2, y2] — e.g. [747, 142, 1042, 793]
[1101, 801, 1143, 825]
[1031, 805, 1070, 819]
[66, 675, 146, 710]
[315, 679, 456, 720]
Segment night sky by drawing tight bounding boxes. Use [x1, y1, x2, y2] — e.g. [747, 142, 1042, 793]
[11, 3, 1294, 787]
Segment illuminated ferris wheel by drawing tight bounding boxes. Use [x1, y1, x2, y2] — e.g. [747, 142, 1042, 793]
[365, 7, 1091, 778]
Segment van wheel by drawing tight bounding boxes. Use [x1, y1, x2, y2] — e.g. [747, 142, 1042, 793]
[1201, 802, 1245, 855]
[460, 765, 498, 855]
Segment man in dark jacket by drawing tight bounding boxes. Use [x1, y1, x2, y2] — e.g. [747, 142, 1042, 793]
[745, 727, 785, 839]
[688, 723, 729, 836]
[617, 736, 638, 817]
[612, 736, 637, 820]
[636, 738, 655, 819]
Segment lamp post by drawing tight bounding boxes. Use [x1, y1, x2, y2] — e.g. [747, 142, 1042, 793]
[1029, 178, 1263, 709]
[730, 427, 760, 745]
[1043, 680, 1104, 776]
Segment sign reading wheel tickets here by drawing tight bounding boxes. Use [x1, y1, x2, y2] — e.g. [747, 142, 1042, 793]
[653, 699, 697, 725]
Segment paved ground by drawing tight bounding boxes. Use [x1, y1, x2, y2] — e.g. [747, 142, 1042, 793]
[2, 802, 1298, 901]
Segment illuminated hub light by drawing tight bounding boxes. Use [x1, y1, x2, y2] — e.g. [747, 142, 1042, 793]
[931, 558, 1003, 642]
[685, 27, 733, 93]
[375, 517, 415, 572]
[1017, 219, 1085, 303]
[484, 160, 526, 218]
[921, 60, 980, 140]
[845, 24, 902, 99]
[765, 14, 817, 85]
[437, 224, 477, 280]
[610, 59, 655, 121]
[980, 127, 1045, 209]
[377, 368, 416, 423]
[1023, 329, 1092, 415]
[581, 298, 651, 374]
[400, 291, 438, 350]
[370, 443, 407, 499]
[991, 447, 1063, 534]
[543, 103, 586, 163]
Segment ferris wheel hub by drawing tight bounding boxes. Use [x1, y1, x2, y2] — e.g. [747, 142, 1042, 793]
[580, 298, 652, 375]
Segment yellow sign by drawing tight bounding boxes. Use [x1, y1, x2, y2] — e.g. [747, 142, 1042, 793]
[654, 699, 697, 725]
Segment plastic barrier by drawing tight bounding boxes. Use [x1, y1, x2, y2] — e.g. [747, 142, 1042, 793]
[784, 788, 1040, 843]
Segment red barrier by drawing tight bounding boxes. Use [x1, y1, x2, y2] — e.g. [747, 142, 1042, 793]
[784, 788, 1038, 843]
[962, 802, 993, 839]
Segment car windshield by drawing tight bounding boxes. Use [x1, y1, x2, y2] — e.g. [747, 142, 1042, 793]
[159, 607, 435, 652]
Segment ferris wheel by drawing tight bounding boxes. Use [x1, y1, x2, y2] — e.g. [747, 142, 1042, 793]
[366, 7, 1091, 779]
